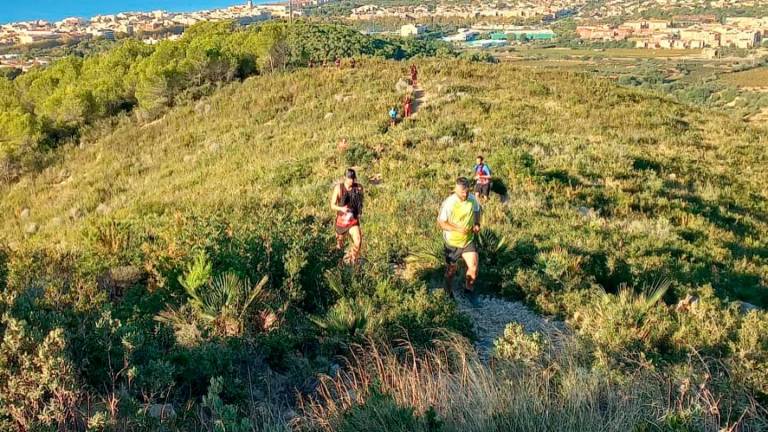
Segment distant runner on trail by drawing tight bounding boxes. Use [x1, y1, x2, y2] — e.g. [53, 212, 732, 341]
[331, 168, 364, 264]
[389, 107, 398, 126]
[473, 155, 492, 200]
[350, 58, 356, 68]
[403, 94, 413, 118]
[438, 177, 482, 298]
[335, 57, 341, 68]
[410, 64, 418, 85]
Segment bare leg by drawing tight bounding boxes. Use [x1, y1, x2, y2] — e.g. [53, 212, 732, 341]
[445, 263, 457, 297]
[463, 251, 479, 292]
[335, 232, 345, 250]
[348, 225, 362, 263]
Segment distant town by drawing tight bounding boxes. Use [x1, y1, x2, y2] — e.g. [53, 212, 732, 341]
[350, 0, 582, 22]
[0, 1, 298, 70]
[578, 16, 768, 50]
[581, 0, 762, 20]
[2, 0, 768, 72]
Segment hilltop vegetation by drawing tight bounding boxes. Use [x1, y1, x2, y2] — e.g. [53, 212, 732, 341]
[0, 20, 453, 181]
[1, 22, 768, 431]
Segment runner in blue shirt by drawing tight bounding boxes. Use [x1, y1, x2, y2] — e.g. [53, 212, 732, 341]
[389, 107, 398, 126]
[473, 155, 492, 200]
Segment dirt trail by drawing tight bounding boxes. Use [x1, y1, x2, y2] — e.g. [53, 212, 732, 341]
[411, 84, 427, 117]
[450, 290, 565, 360]
[407, 78, 558, 359]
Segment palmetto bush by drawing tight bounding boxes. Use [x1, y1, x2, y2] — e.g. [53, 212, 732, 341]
[403, 236, 444, 281]
[569, 281, 672, 367]
[311, 296, 378, 341]
[404, 228, 519, 294]
[158, 252, 273, 337]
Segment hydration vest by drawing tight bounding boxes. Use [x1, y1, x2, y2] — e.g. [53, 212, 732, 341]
[335, 184, 362, 227]
[475, 164, 490, 185]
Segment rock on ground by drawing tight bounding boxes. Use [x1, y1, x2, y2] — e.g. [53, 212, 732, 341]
[98, 266, 146, 299]
[147, 403, 175, 420]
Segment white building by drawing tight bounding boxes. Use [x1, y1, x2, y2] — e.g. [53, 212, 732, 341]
[18, 30, 59, 44]
[400, 24, 426, 37]
[88, 28, 115, 40]
[443, 29, 479, 42]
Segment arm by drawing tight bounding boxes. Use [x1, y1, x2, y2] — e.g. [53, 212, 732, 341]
[358, 186, 364, 217]
[437, 199, 469, 234]
[330, 185, 347, 213]
[473, 200, 482, 233]
[438, 219, 469, 234]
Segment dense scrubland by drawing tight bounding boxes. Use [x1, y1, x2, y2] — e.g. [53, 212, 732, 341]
[1, 21, 768, 431]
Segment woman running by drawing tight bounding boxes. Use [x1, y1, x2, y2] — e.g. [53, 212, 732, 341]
[330, 168, 364, 264]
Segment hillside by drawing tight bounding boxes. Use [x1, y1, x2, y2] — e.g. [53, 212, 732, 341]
[2, 58, 768, 430]
[5, 58, 767, 302]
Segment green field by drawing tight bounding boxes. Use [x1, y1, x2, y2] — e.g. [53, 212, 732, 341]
[513, 47, 703, 59]
[721, 66, 768, 88]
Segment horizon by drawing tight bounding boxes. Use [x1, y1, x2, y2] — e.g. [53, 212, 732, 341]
[0, 0, 267, 26]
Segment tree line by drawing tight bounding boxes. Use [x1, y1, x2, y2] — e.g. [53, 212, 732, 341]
[0, 21, 454, 180]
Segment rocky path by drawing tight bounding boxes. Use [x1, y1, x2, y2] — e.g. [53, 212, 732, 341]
[411, 84, 427, 117]
[449, 289, 566, 361]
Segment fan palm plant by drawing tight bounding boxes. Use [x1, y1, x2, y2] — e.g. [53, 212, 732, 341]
[171, 252, 272, 337]
[403, 237, 445, 281]
[311, 297, 378, 340]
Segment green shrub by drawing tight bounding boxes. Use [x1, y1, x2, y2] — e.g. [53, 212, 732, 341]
[731, 311, 768, 397]
[336, 388, 442, 432]
[493, 323, 546, 364]
[569, 284, 673, 367]
[202, 377, 253, 432]
[436, 120, 474, 142]
[0, 319, 81, 430]
[345, 143, 377, 167]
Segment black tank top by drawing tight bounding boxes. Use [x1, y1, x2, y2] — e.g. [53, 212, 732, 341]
[338, 183, 363, 219]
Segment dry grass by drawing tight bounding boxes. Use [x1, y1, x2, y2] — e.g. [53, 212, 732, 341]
[299, 336, 681, 432]
[721, 66, 768, 89]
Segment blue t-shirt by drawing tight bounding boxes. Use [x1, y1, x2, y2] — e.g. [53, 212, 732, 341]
[473, 163, 491, 184]
[389, 108, 398, 119]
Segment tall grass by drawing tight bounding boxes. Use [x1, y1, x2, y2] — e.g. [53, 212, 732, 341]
[299, 335, 716, 432]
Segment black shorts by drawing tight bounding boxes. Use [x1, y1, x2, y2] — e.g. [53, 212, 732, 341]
[475, 183, 490, 197]
[444, 241, 477, 265]
[335, 223, 359, 235]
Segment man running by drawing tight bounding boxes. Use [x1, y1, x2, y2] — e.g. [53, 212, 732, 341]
[410, 64, 418, 85]
[331, 168, 364, 264]
[473, 155, 492, 201]
[438, 177, 482, 297]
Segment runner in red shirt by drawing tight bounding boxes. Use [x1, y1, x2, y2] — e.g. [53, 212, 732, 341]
[403, 94, 413, 118]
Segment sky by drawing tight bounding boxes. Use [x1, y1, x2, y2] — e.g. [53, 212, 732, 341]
[0, 1, 253, 25]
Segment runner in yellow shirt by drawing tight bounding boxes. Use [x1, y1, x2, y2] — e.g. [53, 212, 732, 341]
[437, 177, 482, 298]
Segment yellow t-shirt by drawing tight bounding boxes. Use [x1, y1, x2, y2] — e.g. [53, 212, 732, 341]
[438, 193, 481, 248]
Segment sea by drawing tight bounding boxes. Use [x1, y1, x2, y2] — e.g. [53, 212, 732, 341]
[0, 1, 272, 25]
